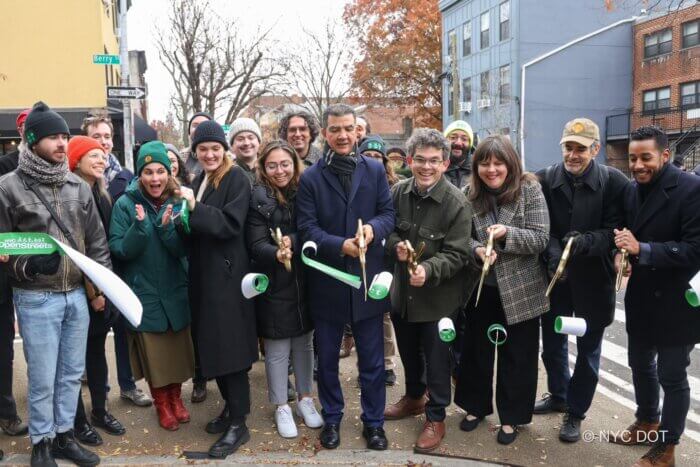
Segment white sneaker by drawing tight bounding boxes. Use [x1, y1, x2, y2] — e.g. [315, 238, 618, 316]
[275, 404, 298, 438]
[296, 397, 324, 428]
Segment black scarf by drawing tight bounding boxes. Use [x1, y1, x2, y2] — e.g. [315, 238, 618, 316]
[484, 185, 506, 224]
[324, 144, 357, 195]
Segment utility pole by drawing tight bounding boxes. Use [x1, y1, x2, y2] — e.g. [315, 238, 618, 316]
[118, 0, 134, 171]
[451, 38, 459, 120]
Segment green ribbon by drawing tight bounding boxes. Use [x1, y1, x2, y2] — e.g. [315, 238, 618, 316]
[301, 241, 361, 289]
[178, 200, 191, 234]
[487, 323, 507, 346]
[0, 232, 60, 255]
[686, 289, 700, 308]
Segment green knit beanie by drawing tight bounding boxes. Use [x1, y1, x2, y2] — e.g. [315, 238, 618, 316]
[137, 141, 171, 175]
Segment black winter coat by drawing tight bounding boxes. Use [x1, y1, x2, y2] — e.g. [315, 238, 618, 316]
[622, 164, 700, 346]
[537, 161, 629, 329]
[188, 167, 258, 377]
[246, 184, 312, 339]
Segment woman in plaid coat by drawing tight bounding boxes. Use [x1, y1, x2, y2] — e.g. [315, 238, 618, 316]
[453, 135, 550, 445]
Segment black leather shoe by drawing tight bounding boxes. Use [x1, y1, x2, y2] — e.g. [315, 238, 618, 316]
[0, 415, 28, 436]
[559, 413, 582, 442]
[384, 369, 397, 386]
[91, 412, 126, 436]
[208, 422, 250, 458]
[533, 393, 567, 414]
[497, 426, 519, 445]
[31, 438, 57, 467]
[320, 423, 341, 449]
[459, 415, 484, 432]
[362, 425, 388, 451]
[191, 381, 207, 403]
[75, 422, 103, 446]
[52, 430, 100, 466]
[205, 404, 231, 434]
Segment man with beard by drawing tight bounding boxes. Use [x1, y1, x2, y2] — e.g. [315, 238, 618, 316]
[443, 120, 475, 190]
[296, 104, 395, 451]
[0, 102, 110, 467]
[611, 126, 700, 467]
[278, 109, 322, 167]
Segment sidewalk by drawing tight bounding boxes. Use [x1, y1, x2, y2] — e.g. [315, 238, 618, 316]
[1, 338, 698, 466]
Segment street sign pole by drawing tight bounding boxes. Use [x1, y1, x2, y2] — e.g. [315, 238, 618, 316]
[119, 0, 134, 172]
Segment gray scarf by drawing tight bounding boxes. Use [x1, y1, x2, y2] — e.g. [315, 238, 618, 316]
[17, 142, 69, 186]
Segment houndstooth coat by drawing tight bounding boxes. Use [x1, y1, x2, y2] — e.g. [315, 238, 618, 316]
[466, 179, 551, 325]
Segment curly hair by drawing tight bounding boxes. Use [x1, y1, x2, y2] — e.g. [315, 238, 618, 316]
[630, 125, 668, 151]
[406, 128, 450, 161]
[278, 109, 321, 144]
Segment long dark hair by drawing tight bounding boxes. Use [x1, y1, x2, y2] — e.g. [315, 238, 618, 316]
[256, 140, 304, 206]
[468, 135, 537, 215]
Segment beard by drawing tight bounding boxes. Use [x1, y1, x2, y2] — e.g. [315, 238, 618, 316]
[449, 143, 467, 163]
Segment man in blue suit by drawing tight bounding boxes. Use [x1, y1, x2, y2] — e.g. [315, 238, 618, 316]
[297, 104, 395, 450]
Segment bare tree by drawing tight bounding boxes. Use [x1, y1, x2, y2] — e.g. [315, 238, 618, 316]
[156, 0, 288, 143]
[288, 20, 358, 124]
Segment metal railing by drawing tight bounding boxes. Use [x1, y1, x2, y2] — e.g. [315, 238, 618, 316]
[606, 106, 700, 140]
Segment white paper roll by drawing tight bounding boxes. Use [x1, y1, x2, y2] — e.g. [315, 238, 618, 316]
[368, 271, 393, 300]
[555, 316, 587, 337]
[689, 270, 700, 295]
[241, 273, 269, 299]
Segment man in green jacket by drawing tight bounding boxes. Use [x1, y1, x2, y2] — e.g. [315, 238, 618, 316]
[384, 128, 472, 453]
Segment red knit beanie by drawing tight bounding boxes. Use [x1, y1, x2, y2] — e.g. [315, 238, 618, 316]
[68, 136, 105, 172]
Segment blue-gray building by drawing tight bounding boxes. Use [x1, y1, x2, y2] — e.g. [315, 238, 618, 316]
[440, 0, 641, 170]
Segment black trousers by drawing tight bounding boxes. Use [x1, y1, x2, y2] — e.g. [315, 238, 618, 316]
[454, 285, 540, 426]
[75, 331, 110, 426]
[392, 311, 454, 421]
[0, 284, 17, 420]
[215, 368, 251, 421]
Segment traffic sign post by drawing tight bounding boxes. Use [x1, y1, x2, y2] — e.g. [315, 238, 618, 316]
[107, 86, 147, 99]
[93, 54, 120, 65]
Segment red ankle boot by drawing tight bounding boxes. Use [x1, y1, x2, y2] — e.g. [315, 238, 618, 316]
[168, 384, 190, 423]
[150, 385, 179, 431]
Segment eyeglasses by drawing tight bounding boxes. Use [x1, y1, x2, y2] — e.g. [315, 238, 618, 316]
[412, 157, 444, 168]
[265, 161, 293, 171]
[288, 126, 309, 134]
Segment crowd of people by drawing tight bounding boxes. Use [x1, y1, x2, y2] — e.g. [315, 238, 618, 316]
[0, 100, 699, 467]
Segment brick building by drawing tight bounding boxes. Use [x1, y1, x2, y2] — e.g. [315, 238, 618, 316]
[606, 3, 700, 172]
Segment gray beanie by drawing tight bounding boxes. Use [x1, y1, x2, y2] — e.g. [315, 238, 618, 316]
[228, 117, 262, 144]
[164, 143, 181, 158]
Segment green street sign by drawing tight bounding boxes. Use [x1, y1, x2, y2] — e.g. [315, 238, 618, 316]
[93, 54, 120, 65]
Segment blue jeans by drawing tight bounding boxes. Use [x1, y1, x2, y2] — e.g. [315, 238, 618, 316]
[628, 336, 693, 444]
[540, 288, 604, 418]
[14, 288, 89, 444]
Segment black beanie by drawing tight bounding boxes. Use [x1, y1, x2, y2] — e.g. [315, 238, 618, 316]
[188, 112, 212, 132]
[191, 120, 229, 152]
[24, 101, 70, 147]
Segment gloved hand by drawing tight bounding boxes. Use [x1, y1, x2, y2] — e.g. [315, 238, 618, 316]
[26, 252, 61, 277]
[562, 231, 590, 257]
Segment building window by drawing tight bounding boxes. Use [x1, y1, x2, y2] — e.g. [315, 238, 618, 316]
[480, 71, 490, 100]
[643, 87, 671, 113]
[463, 77, 472, 106]
[644, 29, 672, 58]
[463, 22, 472, 56]
[681, 81, 700, 109]
[499, 1, 510, 41]
[682, 20, 699, 49]
[499, 65, 510, 103]
[447, 29, 456, 57]
[481, 12, 490, 49]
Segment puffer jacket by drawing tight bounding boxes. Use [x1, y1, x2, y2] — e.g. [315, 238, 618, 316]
[0, 165, 111, 292]
[245, 184, 312, 339]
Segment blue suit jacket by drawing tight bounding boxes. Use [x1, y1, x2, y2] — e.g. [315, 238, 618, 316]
[296, 155, 395, 324]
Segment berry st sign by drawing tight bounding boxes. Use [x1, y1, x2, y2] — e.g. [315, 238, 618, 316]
[93, 54, 121, 65]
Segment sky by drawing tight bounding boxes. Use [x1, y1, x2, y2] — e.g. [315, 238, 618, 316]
[127, 0, 350, 123]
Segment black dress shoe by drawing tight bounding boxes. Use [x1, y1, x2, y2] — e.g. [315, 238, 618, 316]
[91, 412, 126, 436]
[208, 422, 250, 458]
[205, 404, 231, 434]
[559, 413, 582, 442]
[496, 426, 519, 445]
[191, 381, 207, 403]
[0, 415, 28, 436]
[384, 369, 397, 386]
[362, 425, 388, 450]
[319, 423, 340, 449]
[31, 438, 57, 467]
[459, 415, 484, 432]
[75, 422, 103, 446]
[52, 430, 100, 466]
[533, 393, 567, 414]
